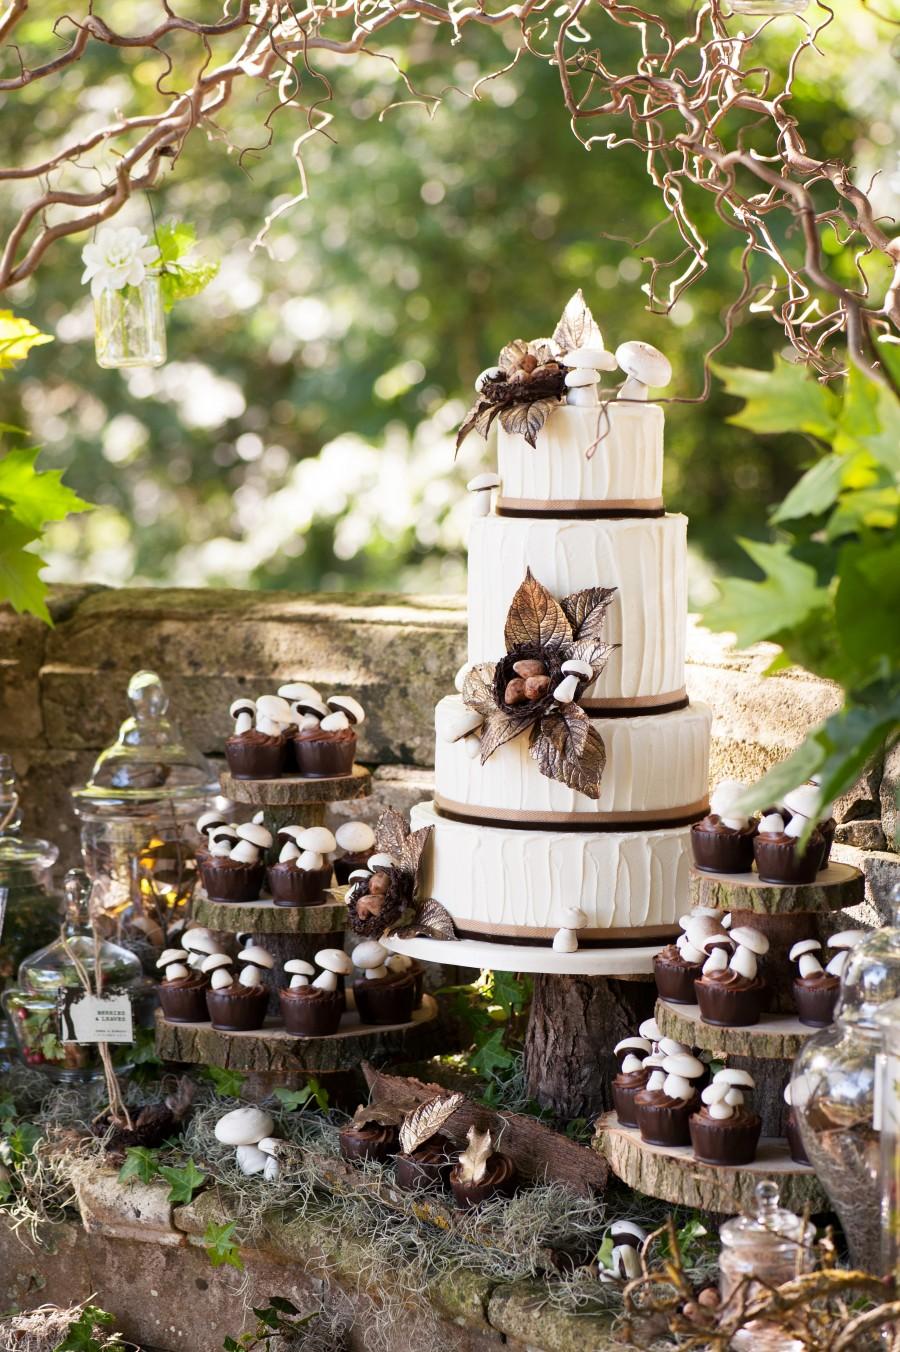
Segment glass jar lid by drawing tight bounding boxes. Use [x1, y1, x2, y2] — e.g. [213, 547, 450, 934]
[71, 670, 217, 814]
[0, 752, 59, 873]
[720, 1181, 811, 1250]
[836, 887, 900, 1029]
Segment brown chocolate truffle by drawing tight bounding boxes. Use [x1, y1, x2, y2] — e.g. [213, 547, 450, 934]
[225, 729, 287, 780]
[292, 726, 356, 778]
[753, 829, 824, 885]
[279, 984, 342, 1036]
[695, 968, 767, 1027]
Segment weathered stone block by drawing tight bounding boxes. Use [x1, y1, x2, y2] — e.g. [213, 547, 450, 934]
[881, 740, 900, 851]
[487, 1280, 618, 1351]
[429, 1268, 497, 1329]
[74, 1167, 180, 1245]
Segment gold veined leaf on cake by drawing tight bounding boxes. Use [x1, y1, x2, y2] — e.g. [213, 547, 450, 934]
[392, 897, 457, 941]
[561, 585, 618, 640]
[399, 1091, 465, 1156]
[455, 398, 501, 454]
[503, 568, 572, 653]
[530, 707, 606, 799]
[374, 806, 411, 864]
[498, 397, 557, 450]
[456, 1125, 493, 1184]
[479, 707, 534, 763]
[401, 824, 432, 878]
[552, 290, 603, 355]
[462, 662, 498, 718]
[567, 634, 618, 676]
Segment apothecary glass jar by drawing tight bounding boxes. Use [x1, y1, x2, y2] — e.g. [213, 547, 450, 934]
[71, 670, 216, 963]
[719, 1181, 813, 1350]
[791, 890, 900, 1272]
[94, 272, 166, 368]
[0, 753, 60, 985]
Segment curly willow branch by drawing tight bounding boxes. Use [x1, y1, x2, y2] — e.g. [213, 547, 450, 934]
[0, 0, 896, 387]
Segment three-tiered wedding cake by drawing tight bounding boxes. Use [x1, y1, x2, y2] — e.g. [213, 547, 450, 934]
[409, 294, 711, 949]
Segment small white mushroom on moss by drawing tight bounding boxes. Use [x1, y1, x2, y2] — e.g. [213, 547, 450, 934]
[327, 695, 365, 727]
[467, 472, 502, 517]
[615, 341, 672, 400]
[215, 1106, 274, 1146]
[235, 1144, 268, 1176]
[335, 821, 376, 855]
[254, 694, 293, 736]
[229, 698, 255, 736]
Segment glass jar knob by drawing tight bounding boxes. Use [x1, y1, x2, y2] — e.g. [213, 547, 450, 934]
[127, 670, 169, 723]
[63, 867, 92, 927]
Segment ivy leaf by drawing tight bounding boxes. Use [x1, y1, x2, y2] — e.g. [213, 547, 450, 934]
[770, 454, 846, 524]
[0, 446, 92, 532]
[118, 1146, 159, 1186]
[157, 1159, 206, 1204]
[713, 359, 839, 439]
[204, 1220, 244, 1270]
[0, 311, 52, 372]
[55, 1305, 121, 1352]
[0, 513, 50, 621]
[504, 567, 572, 652]
[703, 538, 829, 648]
[490, 970, 532, 1017]
[203, 1066, 245, 1098]
[469, 1027, 517, 1078]
[596, 1234, 615, 1271]
[274, 1084, 313, 1112]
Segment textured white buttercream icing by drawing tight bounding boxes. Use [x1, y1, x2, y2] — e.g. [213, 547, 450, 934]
[496, 402, 663, 506]
[434, 696, 711, 820]
[411, 799, 690, 934]
[467, 514, 687, 703]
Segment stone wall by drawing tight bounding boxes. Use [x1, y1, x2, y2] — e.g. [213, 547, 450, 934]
[1, 586, 897, 916]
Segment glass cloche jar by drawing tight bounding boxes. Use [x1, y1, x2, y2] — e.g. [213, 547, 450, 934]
[719, 1181, 813, 1350]
[790, 888, 900, 1272]
[0, 753, 60, 985]
[2, 869, 145, 1081]
[71, 670, 217, 963]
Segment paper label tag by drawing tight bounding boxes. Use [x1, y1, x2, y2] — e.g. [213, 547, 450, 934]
[57, 990, 134, 1045]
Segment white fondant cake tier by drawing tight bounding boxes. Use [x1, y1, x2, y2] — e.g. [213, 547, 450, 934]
[434, 696, 711, 824]
[467, 514, 687, 705]
[411, 799, 690, 938]
[496, 402, 663, 510]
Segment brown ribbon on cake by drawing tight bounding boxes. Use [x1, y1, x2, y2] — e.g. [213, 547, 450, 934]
[453, 919, 679, 944]
[496, 495, 665, 518]
[434, 795, 709, 831]
[581, 687, 688, 714]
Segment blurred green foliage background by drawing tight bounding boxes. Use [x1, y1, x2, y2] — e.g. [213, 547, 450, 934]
[0, 2, 894, 602]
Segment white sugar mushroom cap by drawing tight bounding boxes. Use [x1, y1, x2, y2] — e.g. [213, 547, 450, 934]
[348, 868, 372, 883]
[825, 949, 851, 978]
[782, 784, 821, 819]
[564, 367, 601, 389]
[230, 697, 256, 720]
[729, 926, 769, 955]
[710, 778, 747, 812]
[255, 694, 293, 724]
[658, 1037, 690, 1058]
[256, 1136, 280, 1157]
[277, 825, 306, 843]
[277, 681, 321, 703]
[561, 347, 617, 370]
[237, 822, 274, 850]
[701, 1081, 731, 1105]
[662, 1052, 705, 1079]
[315, 947, 354, 975]
[714, 1068, 755, 1089]
[615, 340, 672, 389]
[790, 939, 822, 961]
[467, 472, 502, 491]
[436, 701, 484, 744]
[335, 821, 377, 854]
[614, 1036, 653, 1057]
[758, 812, 785, 836]
[352, 940, 389, 970]
[474, 367, 502, 392]
[156, 948, 189, 968]
[561, 906, 588, 929]
[238, 944, 275, 970]
[327, 695, 365, 726]
[560, 658, 594, 680]
[291, 695, 329, 719]
[368, 852, 397, 870]
[828, 930, 867, 950]
[183, 929, 219, 955]
[284, 959, 316, 977]
[638, 1017, 662, 1042]
[215, 1105, 274, 1146]
[197, 810, 228, 836]
[701, 932, 733, 952]
[297, 826, 336, 854]
[201, 952, 233, 973]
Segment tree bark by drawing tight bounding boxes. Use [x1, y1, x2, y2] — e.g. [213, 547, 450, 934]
[524, 974, 656, 1122]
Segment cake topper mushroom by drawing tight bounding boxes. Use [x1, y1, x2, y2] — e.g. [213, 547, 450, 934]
[789, 937, 824, 978]
[352, 939, 390, 981]
[560, 341, 616, 408]
[661, 1052, 705, 1102]
[552, 905, 588, 954]
[614, 341, 672, 401]
[229, 698, 255, 736]
[202, 952, 235, 990]
[277, 681, 322, 708]
[182, 928, 222, 969]
[230, 821, 273, 865]
[436, 701, 485, 744]
[197, 809, 229, 839]
[335, 821, 376, 856]
[782, 783, 832, 840]
[613, 1036, 653, 1075]
[825, 929, 867, 977]
[156, 947, 190, 982]
[467, 472, 502, 517]
[709, 778, 751, 831]
[325, 695, 365, 730]
[727, 924, 769, 981]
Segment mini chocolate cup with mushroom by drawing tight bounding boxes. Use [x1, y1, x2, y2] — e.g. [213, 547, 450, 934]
[199, 821, 271, 903]
[267, 825, 335, 906]
[694, 926, 768, 1028]
[753, 800, 825, 885]
[332, 820, 378, 885]
[205, 944, 273, 1032]
[611, 1037, 654, 1127]
[156, 948, 210, 1023]
[339, 1106, 401, 1164]
[689, 1069, 761, 1166]
[690, 815, 758, 874]
[225, 696, 291, 780]
[352, 940, 416, 1025]
[294, 695, 364, 778]
[279, 958, 342, 1036]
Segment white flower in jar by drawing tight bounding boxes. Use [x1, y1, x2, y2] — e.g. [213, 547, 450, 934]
[81, 226, 158, 298]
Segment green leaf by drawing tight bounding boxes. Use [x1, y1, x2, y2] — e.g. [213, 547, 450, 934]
[488, 971, 532, 1018]
[703, 538, 829, 648]
[204, 1220, 244, 1271]
[771, 454, 846, 524]
[713, 359, 839, 440]
[203, 1066, 245, 1098]
[267, 1297, 300, 1316]
[306, 1076, 330, 1111]
[0, 310, 52, 372]
[470, 1027, 517, 1078]
[160, 259, 219, 312]
[157, 1159, 206, 1205]
[834, 539, 900, 688]
[155, 221, 197, 265]
[273, 1084, 313, 1112]
[730, 739, 825, 819]
[826, 487, 899, 541]
[596, 1234, 615, 1270]
[54, 1304, 120, 1352]
[0, 513, 50, 621]
[118, 1146, 159, 1186]
[856, 380, 900, 477]
[0, 445, 93, 531]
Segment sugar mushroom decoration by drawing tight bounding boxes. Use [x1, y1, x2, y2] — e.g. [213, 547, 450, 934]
[156, 948, 190, 982]
[436, 700, 485, 745]
[182, 928, 222, 969]
[467, 472, 502, 518]
[229, 698, 255, 737]
[214, 1105, 285, 1181]
[236, 941, 275, 988]
[604, 1219, 648, 1281]
[700, 1067, 755, 1120]
[352, 939, 390, 981]
[552, 905, 588, 954]
[790, 937, 825, 979]
[284, 958, 315, 989]
[254, 694, 293, 737]
[781, 783, 832, 840]
[319, 694, 365, 735]
[202, 952, 235, 990]
[208, 823, 240, 858]
[727, 924, 769, 981]
[660, 1051, 706, 1103]
[700, 931, 734, 976]
[335, 820, 376, 855]
[197, 809, 229, 840]
[313, 947, 353, 992]
[825, 929, 867, 978]
[613, 1036, 653, 1077]
[614, 340, 672, 401]
[231, 821, 273, 866]
[709, 778, 751, 832]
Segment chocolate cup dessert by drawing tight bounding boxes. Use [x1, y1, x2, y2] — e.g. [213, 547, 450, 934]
[691, 814, 757, 874]
[653, 946, 702, 1005]
[792, 973, 839, 1028]
[225, 730, 286, 780]
[279, 985, 342, 1036]
[753, 829, 824, 885]
[206, 983, 269, 1032]
[267, 862, 333, 908]
[394, 1136, 453, 1192]
[689, 1108, 761, 1166]
[695, 971, 766, 1027]
[158, 973, 209, 1024]
[450, 1154, 517, 1210]
[293, 727, 356, 778]
[199, 855, 265, 904]
[818, 817, 836, 869]
[353, 970, 416, 1026]
[634, 1089, 701, 1148]
[339, 1121, 399, 1164]
[785, 1108, 810, 1165]
[612, 1066, 650, 1128]
[333, 851, 370, 886]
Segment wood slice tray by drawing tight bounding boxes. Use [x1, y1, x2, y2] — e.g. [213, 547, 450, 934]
[220, 764, 371, 807]
[656, 998, 815, 1060]
[193, 888, 348, 936]
[689, 862, 863, 915]
[593, 1112, 827, 1214]
[155, 994, 439, 1074]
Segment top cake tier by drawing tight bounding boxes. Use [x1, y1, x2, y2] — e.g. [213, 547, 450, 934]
[496, 402, 664, 514]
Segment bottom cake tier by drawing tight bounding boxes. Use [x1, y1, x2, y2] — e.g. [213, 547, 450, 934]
[410, 800, 690, 940]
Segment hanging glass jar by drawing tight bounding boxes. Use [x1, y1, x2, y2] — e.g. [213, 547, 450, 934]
[729, 0, 809, 13]
[71, 670, 217, 967]
[0, 753, 60, 985]
[94, 271, 166, 369]
[790, 887, 900, 1272]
